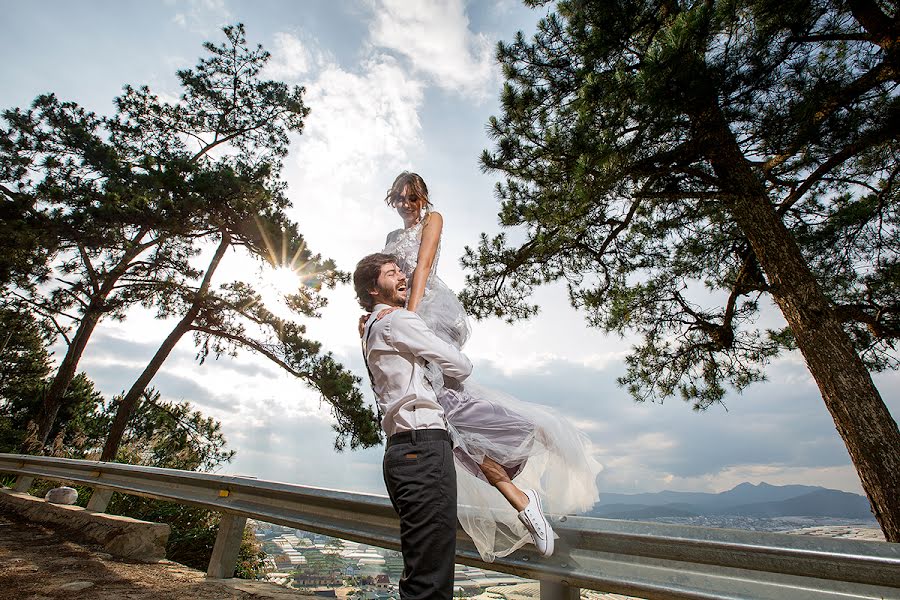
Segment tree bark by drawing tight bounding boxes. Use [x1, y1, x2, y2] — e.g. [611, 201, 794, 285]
[99, 313, 196, 461]
[31, 241, 150, 450]
[31, 303, 103, 450]
[691, 98, 900, 542]
[847, 0, 900, 81]
[100, 232, 231, 462]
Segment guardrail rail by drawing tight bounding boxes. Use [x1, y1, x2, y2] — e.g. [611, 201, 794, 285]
[1, 453, 898, 599]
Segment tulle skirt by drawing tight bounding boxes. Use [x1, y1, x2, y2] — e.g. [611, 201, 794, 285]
[438, 381, 602, 561]
[412, 274, 601, 561]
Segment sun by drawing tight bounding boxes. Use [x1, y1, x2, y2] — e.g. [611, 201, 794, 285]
[263, 266, 302, 297]
[257, 266, 305, 320]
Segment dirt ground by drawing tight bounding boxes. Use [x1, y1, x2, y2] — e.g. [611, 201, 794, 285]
[0, 512, 314, 600]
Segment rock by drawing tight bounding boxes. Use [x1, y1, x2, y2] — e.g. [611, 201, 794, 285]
[0, 489, 169, 561]
[57, 581, 94, 591]
[44, 487, 78, 505]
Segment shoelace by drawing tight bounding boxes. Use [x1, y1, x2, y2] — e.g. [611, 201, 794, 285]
[522, 507, 546, 539]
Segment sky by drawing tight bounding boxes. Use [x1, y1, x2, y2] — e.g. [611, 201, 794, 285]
[2, 0, 897, 501]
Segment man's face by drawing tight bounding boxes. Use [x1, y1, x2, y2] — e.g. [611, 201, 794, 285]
[371, 262, 407, 307]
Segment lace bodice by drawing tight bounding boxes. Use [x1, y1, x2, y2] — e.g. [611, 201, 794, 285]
[383, 219, 440, 287]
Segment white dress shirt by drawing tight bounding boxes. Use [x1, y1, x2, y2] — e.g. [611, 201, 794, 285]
[364, 303, 472, 437]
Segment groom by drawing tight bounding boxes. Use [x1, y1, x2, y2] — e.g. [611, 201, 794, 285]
[353, 252, 472, 600]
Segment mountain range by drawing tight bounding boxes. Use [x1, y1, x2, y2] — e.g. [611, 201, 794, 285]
[587, 482, 874, 520]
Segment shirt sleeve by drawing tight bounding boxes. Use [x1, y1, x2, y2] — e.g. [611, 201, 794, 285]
[386, 311, 473, 382]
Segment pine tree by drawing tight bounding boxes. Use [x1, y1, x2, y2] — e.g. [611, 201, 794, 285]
[0, 24, 379, 452]
[464, 0, 900, 539]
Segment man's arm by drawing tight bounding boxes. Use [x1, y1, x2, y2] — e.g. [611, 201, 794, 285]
[388, 311, 473, 381]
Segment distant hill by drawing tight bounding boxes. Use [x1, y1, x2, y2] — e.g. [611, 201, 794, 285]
[715, 489, 873, 519]
[587, 482, 873, 520]
[710, 482, 825, 508]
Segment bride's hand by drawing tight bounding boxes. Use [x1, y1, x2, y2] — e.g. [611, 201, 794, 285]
[358, 313, 370, 337]
[359, 307, 400, 336]
[376, 306, 400, 320]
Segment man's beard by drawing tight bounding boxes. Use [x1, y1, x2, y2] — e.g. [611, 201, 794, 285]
[376, 282, 407, 307]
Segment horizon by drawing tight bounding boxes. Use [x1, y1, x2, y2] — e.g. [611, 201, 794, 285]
[2, 0, 898, 498]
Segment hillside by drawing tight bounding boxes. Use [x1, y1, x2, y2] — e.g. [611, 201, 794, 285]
[587, 482, 873, 520]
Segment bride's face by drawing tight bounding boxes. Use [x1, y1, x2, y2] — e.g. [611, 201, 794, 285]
[393, 184, 424, 223]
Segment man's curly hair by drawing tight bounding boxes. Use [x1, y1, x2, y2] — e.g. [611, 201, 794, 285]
[353, 252, 399, 312]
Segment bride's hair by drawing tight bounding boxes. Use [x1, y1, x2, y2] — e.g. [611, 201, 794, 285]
[353, 252, 400, 311]
[385, 171, 432, 211]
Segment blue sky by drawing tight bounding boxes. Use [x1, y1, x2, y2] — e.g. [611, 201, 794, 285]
[2, 0, 897, 500]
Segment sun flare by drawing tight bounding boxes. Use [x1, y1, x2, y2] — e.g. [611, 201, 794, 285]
[256, 266, 305, 321]
[263, 266, 303, 297]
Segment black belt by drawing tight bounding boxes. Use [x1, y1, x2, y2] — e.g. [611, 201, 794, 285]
[387, 429, 450, 448]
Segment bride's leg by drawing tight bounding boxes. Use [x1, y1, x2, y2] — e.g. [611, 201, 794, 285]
[479, 456, 529, 511]
[477, 449, 556, 558]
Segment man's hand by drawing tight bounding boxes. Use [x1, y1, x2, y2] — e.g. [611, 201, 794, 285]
[358, 313, 370, 337]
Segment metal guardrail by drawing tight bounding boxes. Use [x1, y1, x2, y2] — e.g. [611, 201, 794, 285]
[0, 453, 898, 599]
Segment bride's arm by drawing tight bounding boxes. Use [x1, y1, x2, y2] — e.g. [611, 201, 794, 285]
[407, 212, 443, 313]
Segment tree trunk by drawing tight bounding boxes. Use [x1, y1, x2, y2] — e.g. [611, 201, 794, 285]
[100, 313, 196, 461]
[693, 99, 900, 542]
[30, 304, 104, 450]
[31, 240, 151, 451]
[99, 232, 231, 462]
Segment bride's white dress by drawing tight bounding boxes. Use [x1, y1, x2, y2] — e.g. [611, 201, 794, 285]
[384, 218, 602, 561]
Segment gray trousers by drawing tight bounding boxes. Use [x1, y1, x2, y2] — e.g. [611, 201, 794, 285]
[383, 429, 457, 600]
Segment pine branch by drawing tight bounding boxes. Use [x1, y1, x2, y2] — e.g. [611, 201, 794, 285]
[777, 118, 900, 216]
[8, 291, 74, 345]
[189, 324, 311, 379]
[77, 243, 100, 296]
[764, 62, 896, 174]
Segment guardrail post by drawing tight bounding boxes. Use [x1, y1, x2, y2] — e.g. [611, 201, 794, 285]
[206, 512, 246, 579]
[540, 580, 580, 600]
[86, 487, 114, 513]
[13, 475, 34, 492]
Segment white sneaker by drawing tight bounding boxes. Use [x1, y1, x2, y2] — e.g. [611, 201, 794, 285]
[517, 488, 555, 557]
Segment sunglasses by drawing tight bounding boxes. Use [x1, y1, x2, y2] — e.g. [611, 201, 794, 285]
[392, 193, 420, 205]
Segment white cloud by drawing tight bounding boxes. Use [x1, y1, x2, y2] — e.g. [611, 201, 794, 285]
[283, 48, 426, 271]
[301, 53, 424, 182]
[265, 32, 323, 80]
[475, 347, 630, 377]
[170, 0, 232, 34]
[369, 0, 496, 100]
[488, 0, 525, 17]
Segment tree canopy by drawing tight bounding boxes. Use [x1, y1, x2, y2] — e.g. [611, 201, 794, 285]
[1, 24, 379, 452]
[464, 0, 899, 540]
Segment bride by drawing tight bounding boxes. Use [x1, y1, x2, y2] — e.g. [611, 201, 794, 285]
[373, 171, 601, 561]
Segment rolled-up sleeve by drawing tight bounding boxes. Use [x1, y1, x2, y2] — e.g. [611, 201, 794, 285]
[386, 311, 473, 382]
